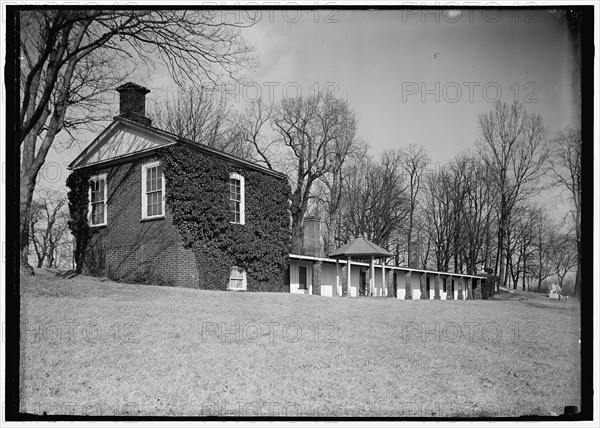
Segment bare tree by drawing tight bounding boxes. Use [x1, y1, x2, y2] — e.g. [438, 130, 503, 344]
[231, 97, 279, 170]
[516, 206, 537, 291]
[338, 150, 409, 248]
[477, 101, 549, 287]
[151, 84, 254, 160]
[549, 232, 578, 292]
[422, 166, 457, 271]
[312, 137, 365, 255]
[529, 210, 555, 293]
[19, 10, 255, 273]
[415, 211, 432, 270]
[505, 204, 535, 289]
[29, 188, 70, 268]
[273, 92, 359, 253]
[400, 144, 430, 267]
[550, 128, 582, 297]
[455, 154, 496, 275]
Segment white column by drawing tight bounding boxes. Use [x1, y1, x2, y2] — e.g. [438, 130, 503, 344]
[382, 261, 386, 297]
[347, 257, 352, 297]
[336, 259, 340, 297]
[397, 270, 406, 299]
[369, 256, 375, 296]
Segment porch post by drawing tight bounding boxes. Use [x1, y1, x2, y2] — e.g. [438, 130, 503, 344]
[396, 270, 405, 299]
[457, 276, 464, 300]
[336, 259, 340, 297]
[405, 271, 413, 299]
[420, 273, 427, 299]
[434, 273, 441, 300]
[447, 276, 454, 300]
[347, 256, 352, 297]
[382, 260, 386, 297]
[369, 256, 375, 296]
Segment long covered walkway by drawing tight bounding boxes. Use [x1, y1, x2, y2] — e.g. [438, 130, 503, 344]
[288, 253, 485, 299]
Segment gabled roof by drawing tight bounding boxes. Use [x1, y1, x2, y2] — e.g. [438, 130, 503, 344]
[329, 236, 393, 258]
[68, 119, 176, 170]
[68, 117, 286, 179]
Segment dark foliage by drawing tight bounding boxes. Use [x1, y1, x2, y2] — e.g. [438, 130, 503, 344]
[66, 168, 98, 274]
[481, 274, 499, 300]
[158, 146, 291, 291]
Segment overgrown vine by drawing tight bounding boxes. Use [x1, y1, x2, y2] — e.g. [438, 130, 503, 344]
[66, 168, 98, 274]
[158, 145, 291, 291]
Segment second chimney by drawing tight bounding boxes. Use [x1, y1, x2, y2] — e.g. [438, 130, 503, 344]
[115, 83, 152, 126]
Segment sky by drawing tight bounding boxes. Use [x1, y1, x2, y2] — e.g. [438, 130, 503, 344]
[40, 7, 582, 220]
[238, 9, 579, 162]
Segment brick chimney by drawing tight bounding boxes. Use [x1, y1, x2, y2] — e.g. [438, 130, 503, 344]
[115, 83, 152, 126]
[303, 216, 325, 257]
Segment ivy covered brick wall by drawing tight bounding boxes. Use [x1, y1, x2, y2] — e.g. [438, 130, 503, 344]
[67, 145, 291, 291]
[157, 145, 291, 292]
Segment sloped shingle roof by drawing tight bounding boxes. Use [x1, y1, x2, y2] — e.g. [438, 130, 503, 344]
[329, 236, 393, 258]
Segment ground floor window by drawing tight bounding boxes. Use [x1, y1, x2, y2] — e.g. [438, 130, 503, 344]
[229, 267, 247, 290]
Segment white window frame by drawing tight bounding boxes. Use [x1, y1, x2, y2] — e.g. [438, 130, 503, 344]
[229, 266, 247, 290]
[88, 173, 107, 227]
[229, 172, 245, 225]
[141, 161, 166, 220]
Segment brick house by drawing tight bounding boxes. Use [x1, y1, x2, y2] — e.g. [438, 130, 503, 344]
[68, 83, 290, 290]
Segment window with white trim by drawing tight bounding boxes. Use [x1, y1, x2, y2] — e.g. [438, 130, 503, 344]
[229, 172, 245, 224]
[142, 161, 165, 219]
[89, 174, 107, 226]
[229, 267, 247, 290]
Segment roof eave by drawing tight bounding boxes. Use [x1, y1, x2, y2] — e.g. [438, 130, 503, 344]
[69, 117, 287, 180]
[176, 138, 286, 180]
[329, 253, 393, 258]
[68, 144, 176, 171]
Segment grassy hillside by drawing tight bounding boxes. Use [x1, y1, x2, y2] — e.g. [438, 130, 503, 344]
[19, 270, 580, 417]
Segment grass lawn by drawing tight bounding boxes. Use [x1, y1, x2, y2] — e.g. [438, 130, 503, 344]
[19, 269, 581, 417]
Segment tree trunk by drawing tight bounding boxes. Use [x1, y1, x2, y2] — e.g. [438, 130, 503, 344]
[292, 222, 304, 254]
[47, 248, 55, 269]
[407, 216, 413, 267]
[574, 238, 581, 298]
[20, 173, 36, 275]
[291, 217, 304, 254]
[522, 252, 527, 291]
[497, 219, 506, 289]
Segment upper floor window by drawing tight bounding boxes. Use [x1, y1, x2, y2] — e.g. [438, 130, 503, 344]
[229, 173, 245, 224]
[142, 161, 165, 219]
[89, 174, 107, 226]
